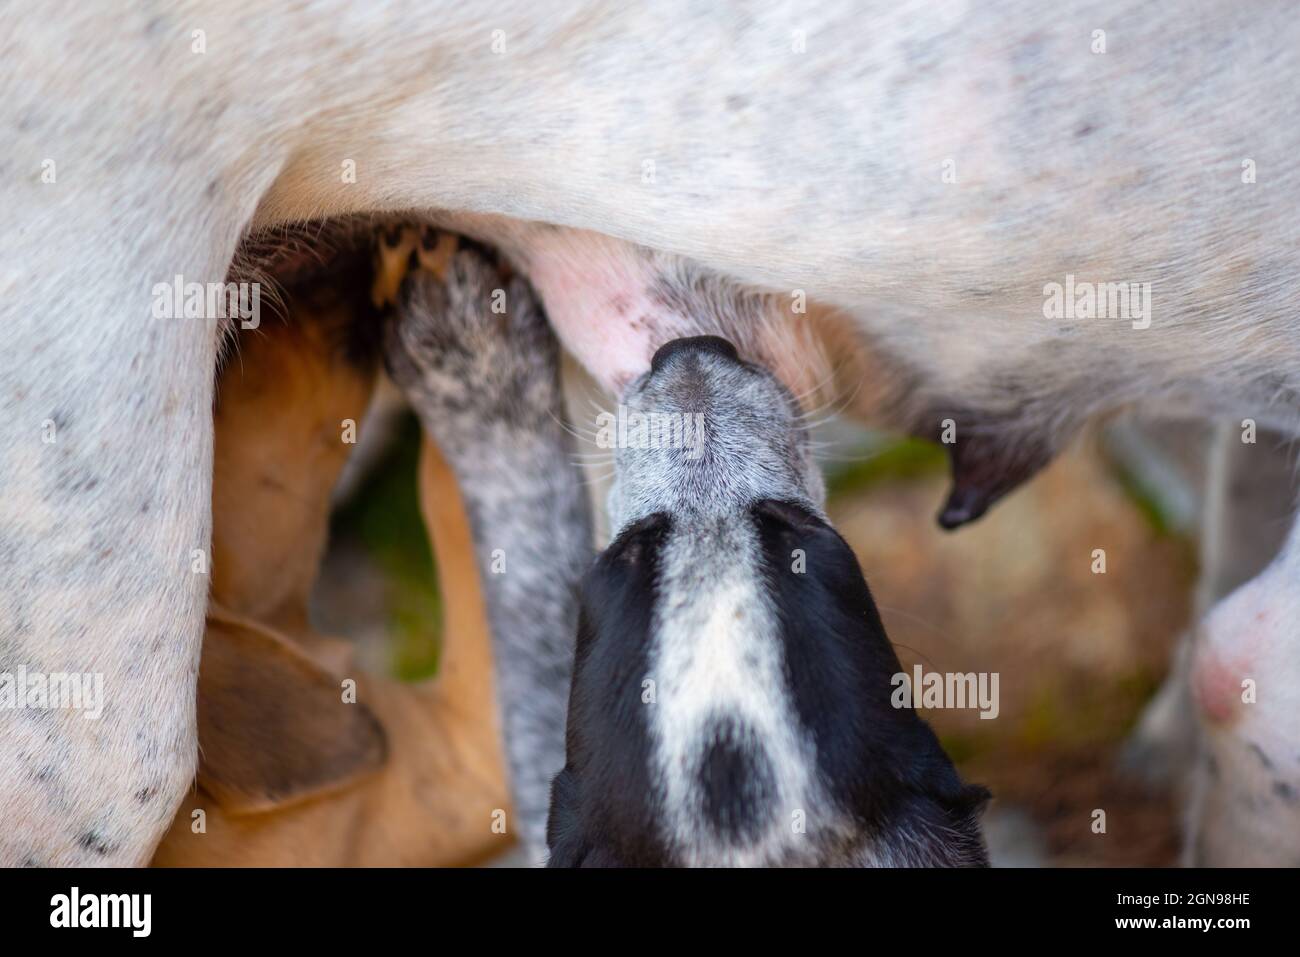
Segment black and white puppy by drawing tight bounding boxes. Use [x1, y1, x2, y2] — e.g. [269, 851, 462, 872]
[547, 336, 990, 867]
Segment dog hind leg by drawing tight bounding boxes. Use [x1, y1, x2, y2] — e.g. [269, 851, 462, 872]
[1119, 421, 1300, 865]
[0, 62, 283, 858]
[1184, 537, 1300, 866]
[0, 245, 224, 865]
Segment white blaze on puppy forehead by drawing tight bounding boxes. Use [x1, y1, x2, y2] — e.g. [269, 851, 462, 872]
[653, 529, 821, 864]
[612, 340, 829, 862]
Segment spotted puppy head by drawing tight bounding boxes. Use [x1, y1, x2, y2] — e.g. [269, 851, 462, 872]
[547, 336, 989, 867]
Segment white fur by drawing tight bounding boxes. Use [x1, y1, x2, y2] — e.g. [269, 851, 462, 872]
[652, 528, 828, 866]
[1185, 519, 1300, 866]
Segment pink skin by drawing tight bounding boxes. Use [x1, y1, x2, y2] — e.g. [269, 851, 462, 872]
[447, 217, 825, 402]
[1191, 583, 1269, 728]
[1186, 567, 1300, 866]
[1191, 647, 1252, 726]
[519, 230, 662, 395]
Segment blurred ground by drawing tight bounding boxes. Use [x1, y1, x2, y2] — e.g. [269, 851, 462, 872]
[314, 414, 443, 682]
[822, 430, 1192, 866]
[312, 411, 1196, 867]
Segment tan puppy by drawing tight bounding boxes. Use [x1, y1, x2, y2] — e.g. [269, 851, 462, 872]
[151, 242, 511, 867]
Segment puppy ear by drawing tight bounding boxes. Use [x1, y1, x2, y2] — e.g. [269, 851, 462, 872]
[544, 767, 587, 868]
[951, 783, 993, 820]
[929, 782, 994, 867]
[881, 782, 992, 868]
[196, 605, 388, 814]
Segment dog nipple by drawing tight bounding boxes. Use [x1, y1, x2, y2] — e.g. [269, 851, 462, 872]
[937, 484, 990, 530]
[934, 424, 1057, 531]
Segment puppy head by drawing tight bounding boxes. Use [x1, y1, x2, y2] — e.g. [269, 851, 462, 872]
[550, 337, 989, 867]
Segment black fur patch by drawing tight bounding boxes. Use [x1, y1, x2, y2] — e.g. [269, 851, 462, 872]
[547, 513, 674, 867]
[549, 499, 989, 867]
[697, 716, 774, 843]
[751, 499, 990, 866]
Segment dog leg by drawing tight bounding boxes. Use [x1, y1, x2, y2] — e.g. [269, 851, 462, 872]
[0, 31, 286, 858]
[1121, 422, 1231, 789]
[1123, 422, 1295, 781]
[0, 235, 225, 865]
[384, 242, 592, 862]
[1176, 425, 1300, 865]
[1184, 514, 1300, 866]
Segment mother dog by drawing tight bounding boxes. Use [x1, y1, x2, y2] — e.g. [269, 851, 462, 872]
[3, 0, 1300, 865]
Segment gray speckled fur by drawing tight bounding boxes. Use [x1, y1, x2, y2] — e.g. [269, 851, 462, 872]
[385, 250, 592, 863]
[610, 348, 825, 534]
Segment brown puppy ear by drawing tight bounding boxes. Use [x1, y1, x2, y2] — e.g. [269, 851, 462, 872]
[197, 605, 388, 815]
